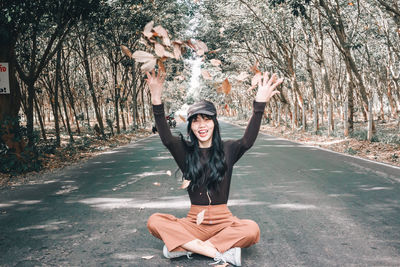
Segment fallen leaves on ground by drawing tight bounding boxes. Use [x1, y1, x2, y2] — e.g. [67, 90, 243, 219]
[0, 129, 152, 187]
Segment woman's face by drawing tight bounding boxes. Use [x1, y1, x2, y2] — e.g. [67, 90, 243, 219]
[190, 114, 215, 148]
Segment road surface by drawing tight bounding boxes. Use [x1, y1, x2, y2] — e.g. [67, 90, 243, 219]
[1, 121, 400, 266]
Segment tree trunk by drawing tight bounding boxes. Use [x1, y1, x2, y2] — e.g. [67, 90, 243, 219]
[0, 26, 25, 155]
[81, 34, 106, 139]
[59, 54, 74, 143]
[34, 94, 46, 140]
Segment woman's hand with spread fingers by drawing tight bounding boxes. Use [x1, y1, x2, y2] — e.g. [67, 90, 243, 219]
[145, 69, 166, 105]
[255, 72, 283, 103]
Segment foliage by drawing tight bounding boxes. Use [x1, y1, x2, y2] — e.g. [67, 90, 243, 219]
[0, 116, 42, 175]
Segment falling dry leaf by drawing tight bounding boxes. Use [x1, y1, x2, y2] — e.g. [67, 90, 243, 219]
[166, 170, 172, 176]
[141, 255, 154, 260]
[201, 70, 212, 80]
[236, 72, 249, 81]
[250, 61, 261, 74]
[154, 43, 165, 57]
[132, 51, 155, 62]
[221, 78, 231, 94]
[196, 209, 206, 225]
[153, 182, 161, 186]
[208, 48, 221, 54]
[210, 59, 222, 67]
[141, 58, 157, 72]
[143, 21, 154, 39]
[179, 114, 186, 122]
[153, 25, 171, 46]
[251, 72, 262, 87]
[173, 43, 182, 60]
[163, 51, 175, 58]
[120, 45, 132, 58]
[180, 179, 190, 189]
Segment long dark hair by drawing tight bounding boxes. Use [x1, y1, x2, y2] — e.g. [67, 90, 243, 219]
[180, 114, 227, 192]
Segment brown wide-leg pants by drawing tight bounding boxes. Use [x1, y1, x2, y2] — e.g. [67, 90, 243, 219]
[147, 204, 260, 253]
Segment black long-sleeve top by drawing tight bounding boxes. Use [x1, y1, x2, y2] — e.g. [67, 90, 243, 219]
[153, 101, 266, 205]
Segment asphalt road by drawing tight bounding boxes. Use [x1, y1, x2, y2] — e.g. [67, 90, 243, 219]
[1, 121, 400, 266]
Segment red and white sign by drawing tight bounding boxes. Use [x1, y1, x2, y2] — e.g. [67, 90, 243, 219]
[0, 63, 10, 94]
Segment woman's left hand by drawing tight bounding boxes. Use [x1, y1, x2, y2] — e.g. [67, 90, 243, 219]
[255, 72, 283, 103]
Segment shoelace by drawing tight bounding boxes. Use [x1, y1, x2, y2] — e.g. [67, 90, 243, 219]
[209, 253, 226, 265]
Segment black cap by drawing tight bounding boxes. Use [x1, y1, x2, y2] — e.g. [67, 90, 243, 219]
[187, 100, 217, 120]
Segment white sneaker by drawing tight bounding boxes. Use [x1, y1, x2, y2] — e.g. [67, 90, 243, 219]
[163, 245, 193, 259]
[211, 247, 241, 266]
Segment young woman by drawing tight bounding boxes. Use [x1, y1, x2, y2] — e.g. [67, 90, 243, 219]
[145, 69, 283, 266]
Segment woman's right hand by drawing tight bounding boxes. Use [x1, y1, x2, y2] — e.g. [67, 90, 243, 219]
[145, 69, 166, 105]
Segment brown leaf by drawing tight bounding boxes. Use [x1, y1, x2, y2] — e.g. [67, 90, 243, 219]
[143, 21, 154, 39]
[196, 209, 206, 225]
[153, 25, 171, 46]
[210, 59, 221, 67]
[185, 39, 197, 50]
[140, 58, 157, 72]
[157, 60, 166, 74]
[173, 43, 182, 60]
[179, 114, 186, 122]
[221, 78, 231, 94]
[163, 51, 175, 58]
[196, 48, 205, 56]
[208, 48, 221, 54]
[180, 179, 190, 189]
[196, 40, 208, 52]
[120, 45, 132, 58]
[250, 61, 261, 74]
[201, 70, 212, 80]
[132, 51, 155, 63]
[154, 43, 165, 57]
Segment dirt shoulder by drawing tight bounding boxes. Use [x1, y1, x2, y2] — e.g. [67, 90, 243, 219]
[241, 120, 400, 168]
[0, 129, 152, 188]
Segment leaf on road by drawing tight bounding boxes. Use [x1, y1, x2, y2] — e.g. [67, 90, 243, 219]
[153, 182, 161, 186]
[201, 70, 212, 80]
[141, 255, 154, 260]
[166, 170, 172, 176]
[196, 209, 206, 225]
[180, 179, 190, 189]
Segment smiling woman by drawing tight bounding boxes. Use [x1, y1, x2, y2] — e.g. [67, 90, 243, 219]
[144, 69, 283, 266]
